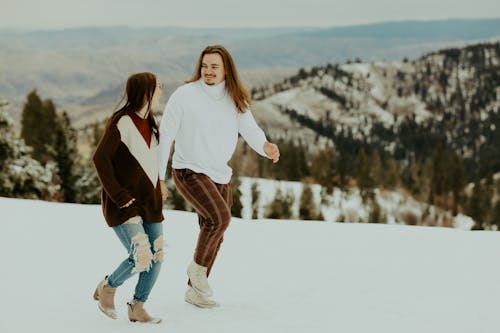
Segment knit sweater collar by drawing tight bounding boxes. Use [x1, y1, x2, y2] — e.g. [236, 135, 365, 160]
[200, 79, 226, 100]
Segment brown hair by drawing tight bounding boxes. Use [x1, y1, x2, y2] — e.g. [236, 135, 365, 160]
[109, 72, 159, 141]
[187, 45, 250, 113]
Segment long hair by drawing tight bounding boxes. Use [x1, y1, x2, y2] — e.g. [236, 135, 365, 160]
[109, 72, 159, 141]
[186, 45, 250, 113]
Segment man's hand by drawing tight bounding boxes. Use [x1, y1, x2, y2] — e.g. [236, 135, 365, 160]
[263, 141, 280, 163]
[160, 180, 169, 201]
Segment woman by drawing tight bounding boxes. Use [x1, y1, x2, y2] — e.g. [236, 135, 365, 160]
[92, 72, 165, 324]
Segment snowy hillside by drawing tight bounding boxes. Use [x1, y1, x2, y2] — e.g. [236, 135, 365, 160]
[243, 42, 499, 231]
[238, 177, 475, 229]
[251, 41, 499, 145]
[2, 197, 500, 333]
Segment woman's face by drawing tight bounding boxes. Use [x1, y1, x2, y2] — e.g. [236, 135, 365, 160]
[151, 80, 163, 108]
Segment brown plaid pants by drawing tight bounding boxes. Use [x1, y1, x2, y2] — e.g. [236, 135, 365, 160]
[172, 168, 232, 276]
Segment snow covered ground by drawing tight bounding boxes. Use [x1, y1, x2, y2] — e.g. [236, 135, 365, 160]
[2, 197, 500, 333]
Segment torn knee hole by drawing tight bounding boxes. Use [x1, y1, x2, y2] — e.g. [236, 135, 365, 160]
[131, 233, 153, 273]
[153, 251, 164, 262]
[153, 235, 165, 263]
[153, 236, 164, 252]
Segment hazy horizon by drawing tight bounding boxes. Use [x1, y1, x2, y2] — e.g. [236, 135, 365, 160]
[1, 0, 499, 30]
[1, 17, 499, 33]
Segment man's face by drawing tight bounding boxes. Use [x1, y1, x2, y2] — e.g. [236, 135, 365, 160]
[201, 53, 225, 85]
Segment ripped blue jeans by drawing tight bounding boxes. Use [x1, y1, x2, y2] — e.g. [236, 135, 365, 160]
[107, 218, 164, 303]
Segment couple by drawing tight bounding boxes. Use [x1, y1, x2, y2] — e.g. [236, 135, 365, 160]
[92, 45, 280, 324]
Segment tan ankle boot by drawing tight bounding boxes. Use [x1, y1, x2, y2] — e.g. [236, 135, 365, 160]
[127, 301, 161, 324]
[93, 276, 117, 319]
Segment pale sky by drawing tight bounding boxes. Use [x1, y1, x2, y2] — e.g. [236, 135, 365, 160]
[0, 0, 499, 29]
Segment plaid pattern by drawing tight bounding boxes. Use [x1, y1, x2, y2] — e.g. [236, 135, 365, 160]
[172, 168, 232, 275]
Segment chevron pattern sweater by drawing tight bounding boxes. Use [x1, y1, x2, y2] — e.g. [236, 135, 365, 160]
[93, 112, 164, 227]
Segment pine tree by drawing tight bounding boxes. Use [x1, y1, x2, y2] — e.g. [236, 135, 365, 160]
[266, 188, 284, 219]
[336, 152, 349, 189]
[20, 90, 43, 154]
[355, 148, 372, 191]
[266, 187, 294, 219]
[169, 183, 187, 211]
[368, 194, 385, 223]
[287, 143, 301, 180]
[297, 143, 310, 178]
[483, 174, 496, 225]
[491, 201, 500, 230]
[382, 159, 399, 189]
[257, 155, 265, 178]
[74, 165, 101, 204]
[283, 189, 295, 219]
[468, 181, 489, 230]
[91, 120, 104, 147]
[251, 182, 260, 219]
[22, 91, 81, 202]
[370, 150, 382, 188]
[299, 184, 322, 220]
[0, 98, 58, 198]
[21, 91, 58, 164]
[402, 155, 421, 196]
[310, 147, 336, 193]
[54, 111, 78, 202]
[449, 152, 465, 215]
[429, 143, 446, 205]
[419, 158, 433, 202]
[231, 177, 243, 218]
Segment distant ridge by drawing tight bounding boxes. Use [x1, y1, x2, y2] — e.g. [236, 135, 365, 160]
[1, 18, 498, 117]
[306, 18, 500, 39]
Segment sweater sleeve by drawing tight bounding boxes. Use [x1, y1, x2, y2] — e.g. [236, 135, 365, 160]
[92, 124, 135, 207]
[158, 89, 183, 180]
[238, 109, 267, 157]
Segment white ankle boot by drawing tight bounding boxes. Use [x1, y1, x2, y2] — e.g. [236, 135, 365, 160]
[185, 286, 219, 308]
[187, 261, 213, 297]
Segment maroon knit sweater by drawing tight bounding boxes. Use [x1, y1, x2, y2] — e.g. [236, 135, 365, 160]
[93, 112, 164, 227]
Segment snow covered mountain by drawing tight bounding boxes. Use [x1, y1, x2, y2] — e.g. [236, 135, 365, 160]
[2, 197, 500, 333]
[240, 43, 499, 230]
[250, 41, 500, 145]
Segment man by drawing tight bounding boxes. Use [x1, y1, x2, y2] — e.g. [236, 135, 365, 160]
[158, 45, 280, 308]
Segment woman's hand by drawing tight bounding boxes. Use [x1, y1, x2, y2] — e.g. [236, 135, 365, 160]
[120, 198, 136, 208]
[263, 142, 280, 163]
[160, 180, 169, 201]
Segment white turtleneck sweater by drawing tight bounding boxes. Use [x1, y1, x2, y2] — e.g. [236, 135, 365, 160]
[158, 79, 267, 184]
